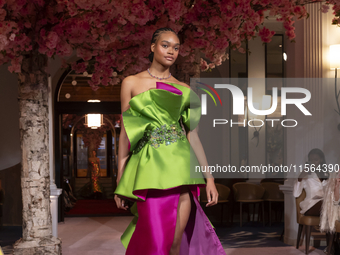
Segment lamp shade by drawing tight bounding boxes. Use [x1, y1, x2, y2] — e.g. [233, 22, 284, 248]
[85, 114, 103, 129]
[330, 44, 340, 69]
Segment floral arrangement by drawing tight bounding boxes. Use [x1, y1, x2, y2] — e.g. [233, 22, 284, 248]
[0, 0, 339, 90]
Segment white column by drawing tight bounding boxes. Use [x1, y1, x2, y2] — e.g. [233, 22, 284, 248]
[48, 76, 62, 237]
[247, 36, 266, 181]
[280, 181, 296, 245]
[282, 2, 324, 246]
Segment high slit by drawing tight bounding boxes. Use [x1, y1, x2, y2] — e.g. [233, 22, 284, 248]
[124, 185, 226, 255]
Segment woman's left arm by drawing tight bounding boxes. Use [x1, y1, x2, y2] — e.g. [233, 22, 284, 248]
[187, 127, 218, 207]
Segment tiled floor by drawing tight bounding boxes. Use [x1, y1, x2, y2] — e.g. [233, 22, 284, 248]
[58, 216, 325, 255]
[0, 217, 326, 255]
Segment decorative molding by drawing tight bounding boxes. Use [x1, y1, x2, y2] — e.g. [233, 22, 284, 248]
[304, 2, 323, 78]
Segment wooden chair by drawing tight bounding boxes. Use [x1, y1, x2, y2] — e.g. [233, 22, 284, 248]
[295, 189, 320, 254]
[260, 182, 284, 226]
[233, 182, 265, 227]
[200, 183, 230, 224]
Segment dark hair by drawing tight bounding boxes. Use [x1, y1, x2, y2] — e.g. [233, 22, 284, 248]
[308, 148, 326, 164]
[308, 148, 328, 180]
[148, 27, 180, 63]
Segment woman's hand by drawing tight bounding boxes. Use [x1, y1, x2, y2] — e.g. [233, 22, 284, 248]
[298, 170, 310, 182]
[205, 181, 218, 207]
[114, 194, 129, 210]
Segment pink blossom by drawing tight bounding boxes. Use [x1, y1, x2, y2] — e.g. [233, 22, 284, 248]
[0, 34, 8, 50]
[71, 62, 87, 73]
[9, 33, 15, 41]
[285, 29, 295, 40]
[118, 17, 127, 25]
[258, 27, 275, 43]
[321, 4, 330, 13]
[8, 55, 23, 73]
[200, 58, 209, 71]
[238, 47, 246, 53]
[1, 0, 340, 89]
[46, 32, 59, 49]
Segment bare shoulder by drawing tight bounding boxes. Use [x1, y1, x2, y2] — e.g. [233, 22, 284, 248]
[172, 79, 191, 89]
[121, 75, 138, 86]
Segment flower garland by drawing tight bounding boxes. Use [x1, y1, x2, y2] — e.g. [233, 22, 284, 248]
[0, 0, 339, 90]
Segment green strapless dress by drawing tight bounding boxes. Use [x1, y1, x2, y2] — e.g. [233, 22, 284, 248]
[115, 82, 206, 200]
[114, 82, 225, 255]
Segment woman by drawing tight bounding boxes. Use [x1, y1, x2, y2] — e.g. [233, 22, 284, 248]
[293, 148, 328, 216]
[114, 27, 226, 255]
[320, 168, 340, 232]
[320, 167, 340, 254]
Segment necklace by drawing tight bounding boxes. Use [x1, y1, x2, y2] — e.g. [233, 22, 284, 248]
[147, 68, 171, 80]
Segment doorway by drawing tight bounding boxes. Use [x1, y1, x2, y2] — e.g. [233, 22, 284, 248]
[54, 69, 127, 221]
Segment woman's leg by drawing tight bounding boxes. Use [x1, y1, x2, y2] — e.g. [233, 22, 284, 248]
[169, 186, 192, 255]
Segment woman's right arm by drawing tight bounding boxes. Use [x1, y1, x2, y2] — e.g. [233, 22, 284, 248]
[114, 76, 134, 210]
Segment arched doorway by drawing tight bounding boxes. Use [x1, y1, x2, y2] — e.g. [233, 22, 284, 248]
[54, 68, 123, 222]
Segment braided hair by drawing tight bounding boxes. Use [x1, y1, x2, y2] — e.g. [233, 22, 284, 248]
[148, 27, 180, 63]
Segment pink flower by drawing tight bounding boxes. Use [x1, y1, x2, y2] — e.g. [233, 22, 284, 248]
[208, 62, 215, 69]
[46, 31, 59, 49]
[71, 62, 87, 73]
[9, 33, 15, 41]
[258, 27, 275, 43]
[118, 16, 127, 25]
[0, 34, 8, 50]
[200, 58, 209, 71]
[285, 29, 295, 40]
[8, 55, 22, 73]
[321, 4, 330, 13]
[238, 47, 246, 53]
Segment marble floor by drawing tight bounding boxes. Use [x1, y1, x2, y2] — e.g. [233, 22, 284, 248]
[58, 216, 325, 255]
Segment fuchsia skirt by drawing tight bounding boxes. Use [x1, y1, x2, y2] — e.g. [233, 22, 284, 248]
[125, 185, 226, 255]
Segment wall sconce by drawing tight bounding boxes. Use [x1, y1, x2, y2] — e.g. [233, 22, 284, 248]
[248, 95, 272, 147]
[249, 102, 262, 147]
[329, 44, 340, 130]
[85, 114, 103, 129]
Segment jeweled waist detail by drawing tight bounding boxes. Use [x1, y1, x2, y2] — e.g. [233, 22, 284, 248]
[132, 123, 186, 154]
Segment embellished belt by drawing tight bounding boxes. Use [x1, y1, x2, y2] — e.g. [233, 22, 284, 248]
[132, 124, 186, 154]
